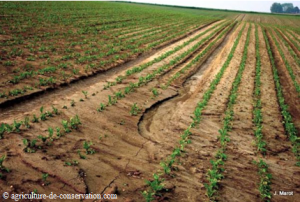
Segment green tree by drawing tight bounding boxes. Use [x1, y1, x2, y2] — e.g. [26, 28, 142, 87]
[270, 3, 283, 13]
[281, 3, 294, 12]
[294, 6, 300, 13]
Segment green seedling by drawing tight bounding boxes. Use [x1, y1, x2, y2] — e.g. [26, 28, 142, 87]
[42, 173, 50, 186]
[62, 120, 71, 133]
[83, 141, 95, 154]
[108, 95, 117, 105]
[70, 115, 81, 130]
[71, 100, 75, 107]
[24, 116, 30, 128]
[52, 105, 59, 115]
[4, 124, 13, 133]
[130, 103, 140, 116]
[32, 114, 39, 123]
[152, 88, 159, 97]
[38, 135, 48, 144]
[13, 120, 22, 132]
[0, 124, 5, 139]
[56, 127, 62, 137]
[23, 139, 37, 153]
[97, 103, 106, 112]
[45, 111, 53, 117]
[77, 150, 86, 159]
[82, 91, 88, 99]
[0, 155, 10, 173]
[40, 106, 47, 121]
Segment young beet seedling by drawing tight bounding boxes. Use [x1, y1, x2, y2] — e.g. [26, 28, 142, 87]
[82, 91, 88, 99]
[0, 155, 10, 173]
[40, 106, 47, 121]
[52, 105, 59, 115]
[130, 103, 141, 116]
[152, 88, 159, 98]
[13, 120, 22, 132]
[0, 124, 5, 139]
[71, 100, 75, 107]
[77, 150, 86, 159]
[97, 103, 106, 112]
[42, 173, 50, 186]
[32, 114, 39, 123]
[70, 115, 81, 130]
[83, 141, 96, 155]
[24, 116, 30, 128]
[23, 139, 37, 153]
[62, 120, 71, 133]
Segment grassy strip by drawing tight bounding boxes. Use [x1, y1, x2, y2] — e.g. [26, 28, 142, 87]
[141, 23, 246, 202]
[268, 29, 300, 96]
[253, 24, 267, 155]
[103, 20, 227, 89]
[263, 27, 300, 166]
[204, 24, 251, 201]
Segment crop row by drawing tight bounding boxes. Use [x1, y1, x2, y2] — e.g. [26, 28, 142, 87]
[280, 29, 300, 52]
[0, 22, 211, 99]
[268, 29, 300, 96]
[274, 29, 300, 66]
[263, 28, 300, 166]
[253, 24, 272, 201]
[104, 20, 227, 89]
[205, 24, 251, 201]
[97, 22, 232, 114]
[142, 23, 246, 202]
[163, 22, 236, 87]
[253, 24, 267, 155]
[286, 29, 300, 44]
[0, 106, 60, 140]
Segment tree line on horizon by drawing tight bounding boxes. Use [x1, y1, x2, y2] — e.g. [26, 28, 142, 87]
[271, 3, 299, 14]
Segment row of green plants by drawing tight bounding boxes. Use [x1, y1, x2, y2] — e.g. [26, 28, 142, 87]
[1, 21, 207, 99]
[97, 22, 232, 114]
[142, 23, 246, 202]
[286, 29, 300, 44]
[253, 159, 272, 201]
[274, 28, 300, 67]
[263, 28, 300, 166]
[205, 24, 251, 201]
[253, 24, 267, 155]
[163, 22, 236, 87]
[0, 106, 59, 139]
[0, 155, 10, 179]
[281, 29, 300, 52]
[103, 21, 228, 89]
[253, 24, 272, 202]
[23, 114, 81, 153]
[268, 29, 300, 96]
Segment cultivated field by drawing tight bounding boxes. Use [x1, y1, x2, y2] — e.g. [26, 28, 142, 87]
[0, 2, 299, 202]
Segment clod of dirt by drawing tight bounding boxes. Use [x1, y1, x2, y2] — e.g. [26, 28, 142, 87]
[163, 182, 175, 191]
[127, 170, 141, 178]
[105, 184, 118, 195]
